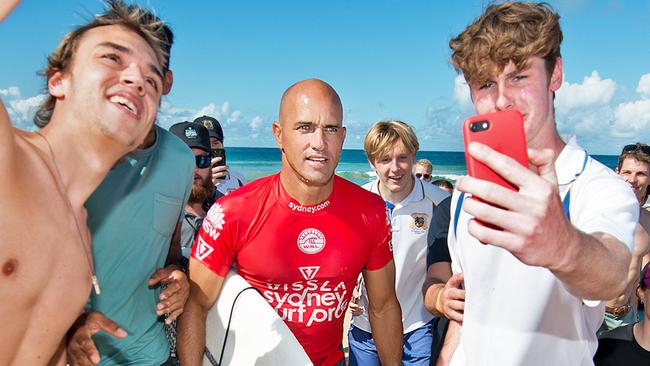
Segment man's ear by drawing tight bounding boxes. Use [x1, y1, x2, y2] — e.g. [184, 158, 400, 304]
[163, 70, 173, 95]
[549, 57, 563, 92]
[272, 121, 283, 151]
[48, 70, 67, 98]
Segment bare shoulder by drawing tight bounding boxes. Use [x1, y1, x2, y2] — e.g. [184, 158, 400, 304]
[0, 101, 17, 176]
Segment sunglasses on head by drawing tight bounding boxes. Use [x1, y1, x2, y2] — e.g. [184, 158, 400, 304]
[622, 144, 650, 156]
[195, 155, 211, 169]
[415, 173, 431, 180]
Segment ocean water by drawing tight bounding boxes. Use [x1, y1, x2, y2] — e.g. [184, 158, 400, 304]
[226, 147, 619, 186]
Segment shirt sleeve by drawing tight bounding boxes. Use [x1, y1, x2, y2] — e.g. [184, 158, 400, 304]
[427, 196, 452, 267]
[365, 198, 394, 271]
[572, 167, 638, 252]
[190, 200, 237, 277]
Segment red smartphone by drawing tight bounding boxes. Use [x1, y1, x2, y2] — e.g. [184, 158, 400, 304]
[462, 109, 528, 191]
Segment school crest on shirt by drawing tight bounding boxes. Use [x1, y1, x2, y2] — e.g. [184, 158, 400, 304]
[410, 213, 429, 233]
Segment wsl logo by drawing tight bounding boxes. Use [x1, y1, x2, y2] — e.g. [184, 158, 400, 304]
[297, 228, 326, 254]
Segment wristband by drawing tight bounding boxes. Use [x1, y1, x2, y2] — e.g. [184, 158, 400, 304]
[434, 286, 446, 317]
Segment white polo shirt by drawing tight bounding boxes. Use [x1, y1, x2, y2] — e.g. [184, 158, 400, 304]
[353, 178, 449, 334]
[448, 140, 638, 366]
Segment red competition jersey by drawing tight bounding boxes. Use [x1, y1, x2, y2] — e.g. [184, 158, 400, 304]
[192, 173, 393, 366]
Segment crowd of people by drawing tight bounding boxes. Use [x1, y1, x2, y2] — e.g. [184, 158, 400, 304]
[1, 1, 649, 366]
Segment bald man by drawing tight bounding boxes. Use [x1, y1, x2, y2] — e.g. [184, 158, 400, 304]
[177, 79, 403, 366]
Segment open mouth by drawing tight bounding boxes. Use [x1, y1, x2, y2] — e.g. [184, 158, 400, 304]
[307, 156, 328, 164]
[109, 95, 139, 117]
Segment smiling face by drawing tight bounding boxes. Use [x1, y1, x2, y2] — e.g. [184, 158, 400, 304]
[273, 80, 345, 188]
[619, 157, 650, 204]
[49, 25, 163, 149]
[371, 140, 416, 201]
[469, 56, 562, 149]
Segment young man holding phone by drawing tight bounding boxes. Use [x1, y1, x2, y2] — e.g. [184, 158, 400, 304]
[443, 2, 638, 365]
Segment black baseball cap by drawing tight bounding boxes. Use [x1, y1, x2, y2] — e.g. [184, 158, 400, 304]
[169, 121, 211, 153]
[193, 115, 224, 143]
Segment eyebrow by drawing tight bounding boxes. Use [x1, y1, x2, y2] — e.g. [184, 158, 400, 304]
[97, 41, 164, 84]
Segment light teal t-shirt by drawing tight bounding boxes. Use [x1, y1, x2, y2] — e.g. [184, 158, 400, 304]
[85, 126, 193, 366]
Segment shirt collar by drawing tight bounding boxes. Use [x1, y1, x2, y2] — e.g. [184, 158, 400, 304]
[554, 136, 589, 185]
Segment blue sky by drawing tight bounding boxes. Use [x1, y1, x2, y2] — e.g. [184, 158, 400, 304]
[1, 0, 649, 154]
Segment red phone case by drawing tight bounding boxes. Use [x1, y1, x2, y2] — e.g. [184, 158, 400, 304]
[462, 109, 528, 191]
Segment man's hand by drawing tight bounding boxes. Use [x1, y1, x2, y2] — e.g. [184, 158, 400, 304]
[436, 273, 465, 323]
[349, 301, 364, 316]
[211, 157, 229, 184]
[66, 312, 127, 366]
[456, 143, 574, 270]
[149, 265, 190, 324]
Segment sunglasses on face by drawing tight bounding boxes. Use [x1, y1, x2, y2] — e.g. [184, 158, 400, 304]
[415, 173, 431, 180]
[622, 144, 650, 156]
[195, 155, 211, 169]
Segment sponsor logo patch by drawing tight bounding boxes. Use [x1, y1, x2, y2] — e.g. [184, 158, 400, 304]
[202, 120, 214, 129]
[195, 236, 214, 260]
[184, 126, 198, 139]
[297, 228, 326, 254]
[410, 213, 429, 233]
[298, 266, 320, 280]
[288, 200, 330, 214]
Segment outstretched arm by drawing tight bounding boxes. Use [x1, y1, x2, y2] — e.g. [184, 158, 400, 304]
[363, 260, 403, 366]
[176, 258, 225, 366]
[457, 143, 636, 300]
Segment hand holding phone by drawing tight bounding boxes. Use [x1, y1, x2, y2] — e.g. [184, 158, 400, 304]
[211, 148, 227, 167]
[462, 110, 528, 191]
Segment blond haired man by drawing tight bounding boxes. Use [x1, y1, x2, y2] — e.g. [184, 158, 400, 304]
[414, 159, 433, 183]
[349, 120, 448, 366]
[0, 1, 170, 364]
[444, 2, 637, 365]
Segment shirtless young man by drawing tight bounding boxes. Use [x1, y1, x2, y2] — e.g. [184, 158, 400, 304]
[177, 79, 403, 366]
[601, 143, 650, 332]
[0, 1, 170, 364]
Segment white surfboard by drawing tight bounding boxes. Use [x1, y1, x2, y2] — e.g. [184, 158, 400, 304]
[203, 270, 313, 366]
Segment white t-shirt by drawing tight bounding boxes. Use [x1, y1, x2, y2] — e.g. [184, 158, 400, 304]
[215, 169, 246, 195]
[353, 177, 449, 334]
[448, 140, 638, 366]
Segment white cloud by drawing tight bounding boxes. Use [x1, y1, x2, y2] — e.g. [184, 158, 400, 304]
[0, 86, 20, 98]
[221, 101, 230, 115]
[226, 110, 241, 124]
[636, 73, 650, 98]
[9, 95, 45, 121]
[453, 75, 472, 112]
[612, 99, 650, 138]
[555, 71, 616, 114]
[250, 115, 263, 130]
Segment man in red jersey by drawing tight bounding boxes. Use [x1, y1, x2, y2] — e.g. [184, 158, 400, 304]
[177, 78, 403, 366]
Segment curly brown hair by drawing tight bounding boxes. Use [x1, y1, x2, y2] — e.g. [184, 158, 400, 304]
[34, 0, 173, 127]
[449, 2, 562, 86]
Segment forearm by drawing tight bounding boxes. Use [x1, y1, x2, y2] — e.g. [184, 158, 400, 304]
[177, 297, 207, 366]
[424, 283, 445, 316]
[368, 299, 403, 366]
[423, 262, 453, 316]
[436, 320, 460, 366]
[553, 230, 631, 300]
